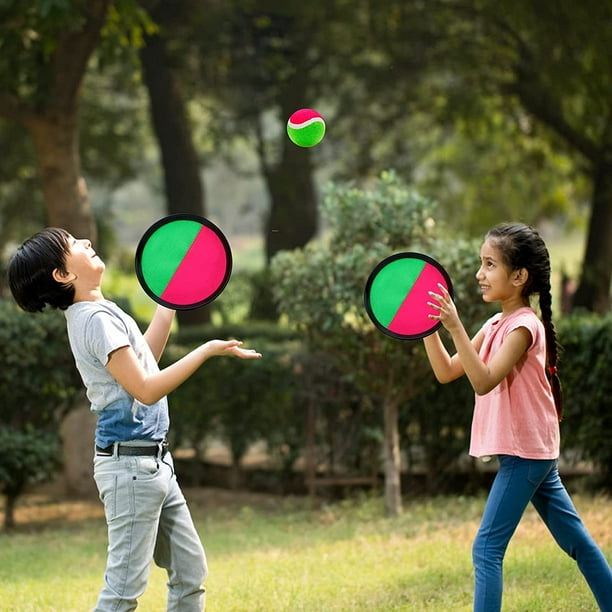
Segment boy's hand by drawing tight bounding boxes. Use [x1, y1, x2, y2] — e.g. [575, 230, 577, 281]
[205, 339, 262, 359]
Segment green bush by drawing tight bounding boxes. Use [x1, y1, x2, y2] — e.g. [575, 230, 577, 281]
[163, 333, 302, 487]
[0, 298, 80, 524]
[161, 311, 612, 495]
[558, 312, 612, 488]
[0, 426, 61, 529]
[0, 298, 81, 429]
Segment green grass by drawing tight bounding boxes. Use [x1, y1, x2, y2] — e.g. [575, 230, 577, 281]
[1, 491, 610, 611]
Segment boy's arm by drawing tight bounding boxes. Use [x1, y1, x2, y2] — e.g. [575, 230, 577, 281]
[143, 306, 175, 362]
[106, 339, 261, 405]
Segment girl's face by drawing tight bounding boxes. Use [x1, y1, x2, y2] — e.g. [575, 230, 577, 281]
[475, 238, 517, 303]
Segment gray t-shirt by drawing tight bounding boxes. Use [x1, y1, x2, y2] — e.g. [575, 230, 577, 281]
[65, 300, 169, 447]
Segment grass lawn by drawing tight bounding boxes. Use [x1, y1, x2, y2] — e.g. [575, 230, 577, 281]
[1, 487, 610, 611]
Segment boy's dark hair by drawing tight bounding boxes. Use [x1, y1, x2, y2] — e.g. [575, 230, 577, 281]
[8, 228, 75, 312]
[486, 222, 563, 420]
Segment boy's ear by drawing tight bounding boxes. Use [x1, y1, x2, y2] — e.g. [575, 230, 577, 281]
[512, 267, 529, 287]
[52, 268, 76, 284]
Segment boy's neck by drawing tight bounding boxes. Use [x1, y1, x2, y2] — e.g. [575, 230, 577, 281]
[73, 287, 105, 303]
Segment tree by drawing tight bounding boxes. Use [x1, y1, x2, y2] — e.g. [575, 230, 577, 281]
[190, 2, 324, 263]
[272, 171, 490, 514]
[0, 0, 113, 240]
[376, 0, 612, 312]
[139, 0, 210, 326]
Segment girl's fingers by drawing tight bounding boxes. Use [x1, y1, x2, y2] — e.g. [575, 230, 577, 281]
[437, 283, 450, 297]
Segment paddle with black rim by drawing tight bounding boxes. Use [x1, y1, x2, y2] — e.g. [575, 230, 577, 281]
[364, 252, 453, 340]
[135, 214, 232, 310]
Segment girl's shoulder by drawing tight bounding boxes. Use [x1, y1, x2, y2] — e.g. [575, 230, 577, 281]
[500, 307, 543, 348]
[507, 307, 540, 327]
[482, 307, 541, 340]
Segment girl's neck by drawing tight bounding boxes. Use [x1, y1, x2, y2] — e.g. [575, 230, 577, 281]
[500, 295, 530, 319]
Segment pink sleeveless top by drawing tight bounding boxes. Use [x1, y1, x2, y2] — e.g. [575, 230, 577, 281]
[469, 307, 560, 459]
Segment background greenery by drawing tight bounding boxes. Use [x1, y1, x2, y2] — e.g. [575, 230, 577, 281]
[1, 0, 610, 314]
[1, 171, 610, 524]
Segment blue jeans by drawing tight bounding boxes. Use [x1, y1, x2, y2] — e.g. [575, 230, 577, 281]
[93, 450, 207, 611]
[473, 455, 612, 612]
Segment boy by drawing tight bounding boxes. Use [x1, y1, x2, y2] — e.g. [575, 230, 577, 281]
[8, 227, 261, 611]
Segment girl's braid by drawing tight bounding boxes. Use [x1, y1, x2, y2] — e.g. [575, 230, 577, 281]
[486, 223, 563, 420]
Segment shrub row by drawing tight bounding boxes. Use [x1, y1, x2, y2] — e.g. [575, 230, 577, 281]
[1, 297, 610, 495]
[166, 312, 612, 491]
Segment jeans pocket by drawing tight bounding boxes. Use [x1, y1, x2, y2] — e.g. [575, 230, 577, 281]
[135, 457, 160, 480]
[527, 459, 555, 487]
[94, 471, 134, 521]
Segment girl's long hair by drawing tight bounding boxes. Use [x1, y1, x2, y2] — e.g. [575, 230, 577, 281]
[486, 223, 563, 420]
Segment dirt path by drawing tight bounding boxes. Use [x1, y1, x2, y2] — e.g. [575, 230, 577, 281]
[0, 479, 289, 531]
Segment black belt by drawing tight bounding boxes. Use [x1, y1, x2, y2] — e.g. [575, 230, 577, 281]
[96, 441, 168, 457]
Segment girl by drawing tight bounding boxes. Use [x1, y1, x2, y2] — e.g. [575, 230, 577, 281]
[423, 222, 612, 611]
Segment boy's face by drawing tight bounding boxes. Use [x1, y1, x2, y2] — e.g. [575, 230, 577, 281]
[62, 236, 105, 282]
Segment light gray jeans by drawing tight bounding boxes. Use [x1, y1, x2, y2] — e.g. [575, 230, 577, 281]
[93, 448, 207, 611]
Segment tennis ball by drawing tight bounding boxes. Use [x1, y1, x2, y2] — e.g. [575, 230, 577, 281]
[286, 108, 326, 147]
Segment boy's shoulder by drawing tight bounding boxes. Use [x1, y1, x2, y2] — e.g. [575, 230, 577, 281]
[66, 300, 124, 324]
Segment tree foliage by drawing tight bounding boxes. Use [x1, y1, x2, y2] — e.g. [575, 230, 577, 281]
[375, 0, 612, 311]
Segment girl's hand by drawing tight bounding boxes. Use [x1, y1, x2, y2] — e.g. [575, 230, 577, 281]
[205, 339, 262, 359]
[427, 283, 461, 332]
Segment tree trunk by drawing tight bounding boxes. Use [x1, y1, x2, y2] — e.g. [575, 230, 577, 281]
[263, 89, 318, 264]
[140, 30, 210, 327]
[264, 139, 318, 262]
[0, 0, 110, 243]
[28, 113, 97, 242]
[60, 399, 98, 498]
[572, 159, 612, 313]
[252, 91, 318, 320]
[3, 492, 17, 530]
[382, 397, 402, 516]
[229, 455, 242, 490]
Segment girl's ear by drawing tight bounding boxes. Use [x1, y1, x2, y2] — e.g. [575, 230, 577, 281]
[52, 268, 76, 284]
[512, 267, 529, 287]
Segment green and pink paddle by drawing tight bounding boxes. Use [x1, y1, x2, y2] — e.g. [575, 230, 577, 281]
[135, 214, 232, 310]
[364, 252, 453, 340]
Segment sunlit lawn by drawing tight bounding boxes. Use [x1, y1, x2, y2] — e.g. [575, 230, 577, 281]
[1, 489, 610, 611]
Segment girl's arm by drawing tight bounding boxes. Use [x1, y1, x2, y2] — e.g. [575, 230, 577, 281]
[428, 284, 530, 395]
[105, 339, 262, 405]
[423, 329, 483, 383]
[143, 306, 176, 362]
